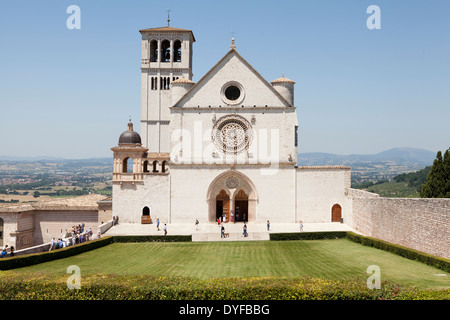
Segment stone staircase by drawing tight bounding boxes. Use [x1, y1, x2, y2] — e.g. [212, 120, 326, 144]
[191, 223, 270, 242]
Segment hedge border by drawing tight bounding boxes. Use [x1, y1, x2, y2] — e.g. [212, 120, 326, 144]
[345, 232, 450, 273]
[269, 231, 347, 241]
[0, 234, 192, 271]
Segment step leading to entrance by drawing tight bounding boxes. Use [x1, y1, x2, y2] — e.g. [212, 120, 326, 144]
[192, 231, 270, 242]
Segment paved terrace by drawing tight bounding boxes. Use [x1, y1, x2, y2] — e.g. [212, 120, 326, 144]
[104, 221, 359, 242]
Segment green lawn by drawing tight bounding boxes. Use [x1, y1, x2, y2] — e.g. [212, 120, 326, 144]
[13, 239, 449, 289]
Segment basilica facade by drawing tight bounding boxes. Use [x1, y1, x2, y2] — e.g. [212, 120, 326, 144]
[111, 25, 352, 225]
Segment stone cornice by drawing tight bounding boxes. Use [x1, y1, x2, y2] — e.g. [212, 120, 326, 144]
[170, 106, 296, 112]
[296, 165, 351, 170]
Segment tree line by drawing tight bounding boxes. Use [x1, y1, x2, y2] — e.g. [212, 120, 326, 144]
[420, 148, 450, 198]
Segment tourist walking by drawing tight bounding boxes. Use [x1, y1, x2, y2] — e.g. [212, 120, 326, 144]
[221, 225, 225, 239]
[195, 219, 199, 230]
[156, 218, 160, 231]
[267, 220, 270, 231]
[1, 245, 8, 258]
[299, 220, 303, 232]
[243, 224, 248, 237]
[163, 223, 167, 236]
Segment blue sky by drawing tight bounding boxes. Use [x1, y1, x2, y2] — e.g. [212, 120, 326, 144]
[0, 0, 449, 158]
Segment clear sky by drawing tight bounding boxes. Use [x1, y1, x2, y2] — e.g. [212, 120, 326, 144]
[0, 0, 449, 159]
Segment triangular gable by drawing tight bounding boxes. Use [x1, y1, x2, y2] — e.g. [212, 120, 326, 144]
[173, 49, 293, 108]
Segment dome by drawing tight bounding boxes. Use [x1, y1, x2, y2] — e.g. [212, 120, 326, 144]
[271, 75, 295, 85]
[118, 120, 142, 146]
[171, 77, 195, 85]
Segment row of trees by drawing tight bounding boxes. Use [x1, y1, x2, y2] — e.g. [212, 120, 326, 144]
[420, 148, 450, 198]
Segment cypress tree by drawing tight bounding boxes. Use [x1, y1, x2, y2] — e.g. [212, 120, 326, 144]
[443, 148, 450, 197]
[420, 148, 450, 198]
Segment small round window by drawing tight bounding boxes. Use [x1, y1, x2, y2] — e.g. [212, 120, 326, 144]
[221, 82, 245, 105]
[224, 85, 240, 101]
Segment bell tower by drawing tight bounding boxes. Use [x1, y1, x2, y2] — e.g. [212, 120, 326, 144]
[139, 25, 195, 152]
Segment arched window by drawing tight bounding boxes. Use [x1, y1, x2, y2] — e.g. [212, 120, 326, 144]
[150, 40, 158, 62]
[152, 160, 159, 173]
[174, 40, 181, 62]
[142, 206, 150, 216]
[151, 77, 157, 90]
[161, 40, 170, 62]
[143, 160, 150, 173]
[161, 160, 168, 173]
[123, 157, 133, 173]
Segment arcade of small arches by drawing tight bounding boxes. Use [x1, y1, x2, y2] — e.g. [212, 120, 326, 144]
[112, 153, 170, 183]
[122, 158, 169, 174]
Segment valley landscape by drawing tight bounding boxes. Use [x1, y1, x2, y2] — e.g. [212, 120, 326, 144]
[0, 147, 437, 203]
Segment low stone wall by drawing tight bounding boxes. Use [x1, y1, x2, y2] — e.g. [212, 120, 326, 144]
[97, 220, 114, 235]
[351, 194, 450, 259]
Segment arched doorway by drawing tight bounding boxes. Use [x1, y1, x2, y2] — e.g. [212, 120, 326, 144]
[216, 190, 230, 222]
[331, 204, 342, 222]
[207, 170, 258, 223]
[141, 206, 151, 224]
[234, 190, 248, 222]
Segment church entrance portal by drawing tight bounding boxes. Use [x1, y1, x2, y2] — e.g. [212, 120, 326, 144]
[208, 171, 257, 223]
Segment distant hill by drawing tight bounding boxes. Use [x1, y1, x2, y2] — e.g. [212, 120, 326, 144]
[299, 147, 435, 167]
[298, 147, 436, 183]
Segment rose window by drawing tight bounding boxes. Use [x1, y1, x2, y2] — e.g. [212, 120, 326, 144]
[212, 116, 252, 155]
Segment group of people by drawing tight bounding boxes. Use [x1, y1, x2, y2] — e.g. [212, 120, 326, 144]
[1, 245, 14, 258]
[49, 223, 96, 251]
[155, 218, 167, 235]
[220, 223, 248, 238]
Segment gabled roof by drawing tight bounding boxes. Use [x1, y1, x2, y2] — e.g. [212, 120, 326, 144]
[139, 26, 196, 41]
[172, 48, 294, 108]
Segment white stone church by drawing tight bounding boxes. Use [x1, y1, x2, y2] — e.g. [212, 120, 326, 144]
[111, 25, 352, 226]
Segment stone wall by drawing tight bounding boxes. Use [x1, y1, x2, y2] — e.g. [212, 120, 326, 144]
[33, 209, 99, 245]
[350, 191, 450, 259]
[296, 166, 351, 223]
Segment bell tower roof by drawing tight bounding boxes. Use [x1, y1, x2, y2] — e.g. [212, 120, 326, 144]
[139, 26, 196, 42]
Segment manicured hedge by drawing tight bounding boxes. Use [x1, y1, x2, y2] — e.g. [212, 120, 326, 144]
[345, 232, 450, 273]
[113, 235, 192, 243]
[0, 272, 448, 300]
[0, 237, 114, 270]
[270, 231, 347, 241]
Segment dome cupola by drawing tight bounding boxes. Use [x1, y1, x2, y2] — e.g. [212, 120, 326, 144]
[118, 119, 142, 146]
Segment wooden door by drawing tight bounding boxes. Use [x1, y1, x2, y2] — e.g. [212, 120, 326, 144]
[216, 190, 230, 222]
[234, 190, 248, 222]
[331, 204, 342, 222]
